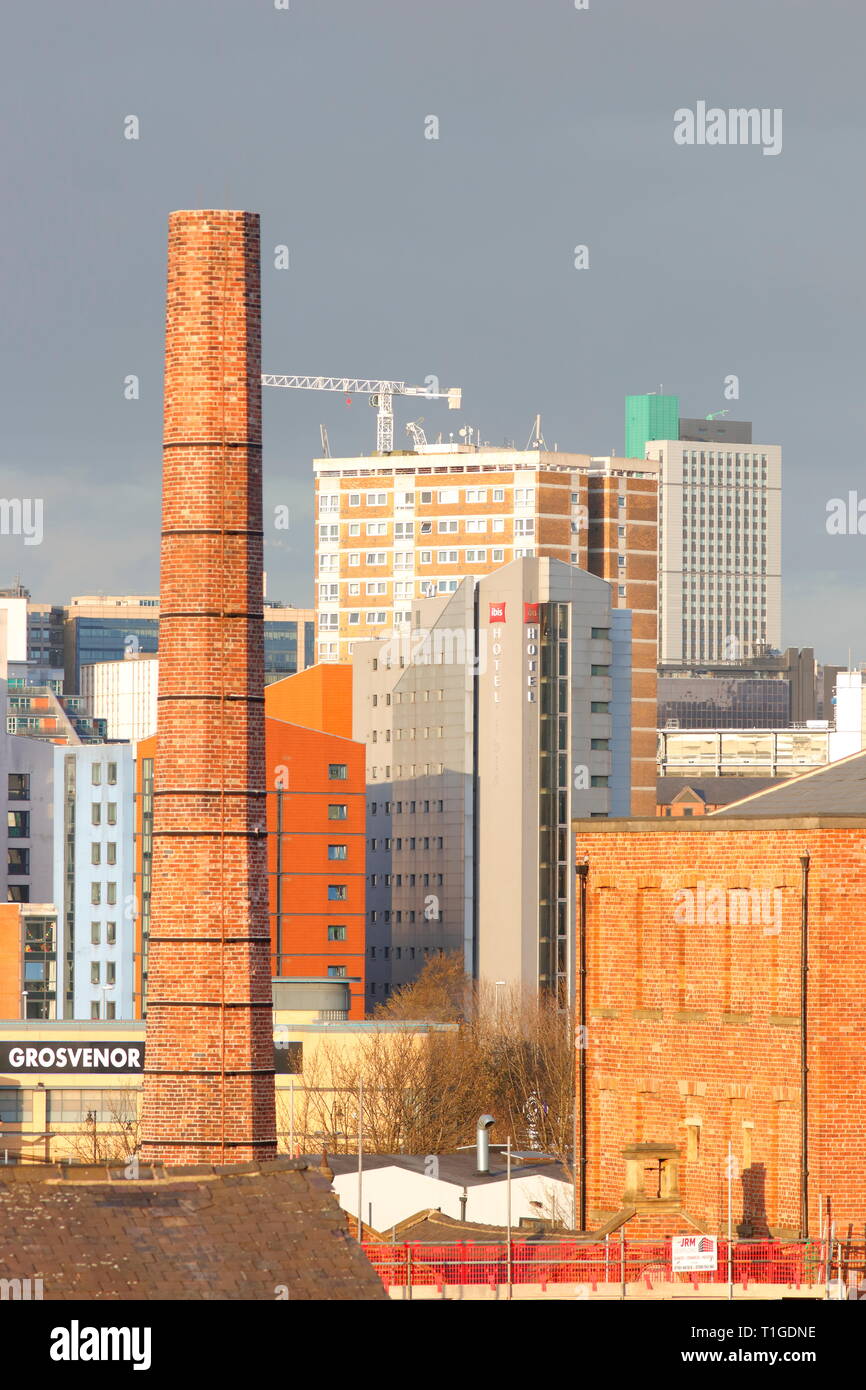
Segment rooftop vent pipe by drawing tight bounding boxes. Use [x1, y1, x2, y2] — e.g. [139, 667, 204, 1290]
[476, 1114, 495, 1175]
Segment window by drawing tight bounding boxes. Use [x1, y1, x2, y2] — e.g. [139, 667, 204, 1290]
[466, 488, 487, 503]
[106, 883, 117, 905]
[365, 552, 386, 565]
[90, 1003, 100, 1019]
[91, 922, 100, 945]
[107, 922, 116, 945]
[328, 885, 348, 901]
[328, 764, 348, 780]
[106, 1002, 116, 1020]
[107, 804, 117, 826]
[327, 804, 348, 820]
[348, 493, 360, 506]
[466, 518, 487, 533]
[437, 550, 458, 564]
[492, 488, 505, 502]
[47, 1089, 133, 1123]
[0, 1089, 32, 1122]
[8, 848, 30, 877]
[91, 804, 101, 827]
[107, 842, 117, 865]
[348, 522, 360, 536]
[91, 962, 100, 985]
[438, 488, 459, 504]
[327, 965, 347, 978]
[328, 925, 347, 942]
[8, 773, 29, 801]
[91, 844, 101, 866]
[90, 883, 101, 905]
[328, 844, 348, 860]
[492, 548, 505, 562]
[348, 553, 360, 566]
[366, 521, 388, 536]
[437, 519, 458, 533]
[419, 490, 432, 504]
[106, 962, 116, 986]
[591, 702, 609, 714]
[7, 810, 29, 838]
[91, 764, 101, 786]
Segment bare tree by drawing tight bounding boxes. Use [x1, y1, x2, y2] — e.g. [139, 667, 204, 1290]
[63, 1094, 141, 1165]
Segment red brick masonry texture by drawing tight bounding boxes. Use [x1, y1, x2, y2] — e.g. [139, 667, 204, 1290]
[573, 819, 866, 1237]
[140, 210, 276, 1164]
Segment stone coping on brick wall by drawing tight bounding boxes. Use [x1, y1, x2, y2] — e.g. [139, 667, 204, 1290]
[573, 815, 866, 832]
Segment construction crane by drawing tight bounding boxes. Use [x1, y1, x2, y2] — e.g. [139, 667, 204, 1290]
[261, 374, 462, 453]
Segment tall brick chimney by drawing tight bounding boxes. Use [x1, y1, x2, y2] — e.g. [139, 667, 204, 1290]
[140, 210, 276, 1164]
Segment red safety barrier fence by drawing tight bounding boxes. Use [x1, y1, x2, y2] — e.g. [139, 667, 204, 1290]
[362, 1237, 853, 1291]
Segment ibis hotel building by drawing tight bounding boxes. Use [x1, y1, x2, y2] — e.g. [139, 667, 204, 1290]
[353, 557, 633, 1004]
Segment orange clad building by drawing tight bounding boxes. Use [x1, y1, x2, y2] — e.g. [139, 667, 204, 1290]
[134, 665, 365, 1020]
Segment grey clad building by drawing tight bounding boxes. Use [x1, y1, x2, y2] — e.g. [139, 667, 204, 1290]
[352, 558, 633, 1007]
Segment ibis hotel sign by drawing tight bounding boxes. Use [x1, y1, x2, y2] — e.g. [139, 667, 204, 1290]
[0, 1042, 145, 1074]
[488, 600, 543, 703]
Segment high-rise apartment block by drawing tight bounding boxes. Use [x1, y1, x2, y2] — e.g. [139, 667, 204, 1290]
[646, 437, 782, 664]
[353, 558, 633, 1004]
[315, 444, 658, 813]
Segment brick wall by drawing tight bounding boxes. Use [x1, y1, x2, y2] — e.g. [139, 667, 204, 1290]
[140, 209, 276, 1164]
[573, 818, 866, 1237]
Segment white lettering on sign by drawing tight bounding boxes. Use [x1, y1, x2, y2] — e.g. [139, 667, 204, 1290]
[526, 624, 539, 702]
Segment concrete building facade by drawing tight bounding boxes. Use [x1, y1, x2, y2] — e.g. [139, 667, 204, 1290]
[80, 654, 159, 741]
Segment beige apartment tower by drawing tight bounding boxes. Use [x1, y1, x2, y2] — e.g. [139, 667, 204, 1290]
[316, 443, 657, 813]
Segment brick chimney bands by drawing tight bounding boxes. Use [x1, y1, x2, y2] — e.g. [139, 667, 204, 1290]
[140, 211, 277, 1164]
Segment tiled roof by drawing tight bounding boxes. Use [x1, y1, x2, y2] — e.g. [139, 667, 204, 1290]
[712, 750, 866, 817]
[0, 1158, 386, 1301]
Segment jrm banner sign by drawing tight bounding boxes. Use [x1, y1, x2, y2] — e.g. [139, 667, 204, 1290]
[671, 1235, 718, 1272]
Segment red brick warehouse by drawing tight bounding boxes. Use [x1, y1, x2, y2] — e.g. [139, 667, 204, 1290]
[140, 210, 276, 1165]
[573, 809, 866, 1239]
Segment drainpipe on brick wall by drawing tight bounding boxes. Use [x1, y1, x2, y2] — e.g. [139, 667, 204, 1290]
[576, 859, 589, 1233]
[799, 851, 811, 1240]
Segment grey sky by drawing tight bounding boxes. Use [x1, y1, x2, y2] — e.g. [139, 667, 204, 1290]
[1, 0, 864, 662]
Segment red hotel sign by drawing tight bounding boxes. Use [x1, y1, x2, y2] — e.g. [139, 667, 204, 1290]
[524, 602, 540, 623]
[489, 602, 506, 623]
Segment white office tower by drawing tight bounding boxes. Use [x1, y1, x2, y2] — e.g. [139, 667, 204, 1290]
[646, 439, 781, 663]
